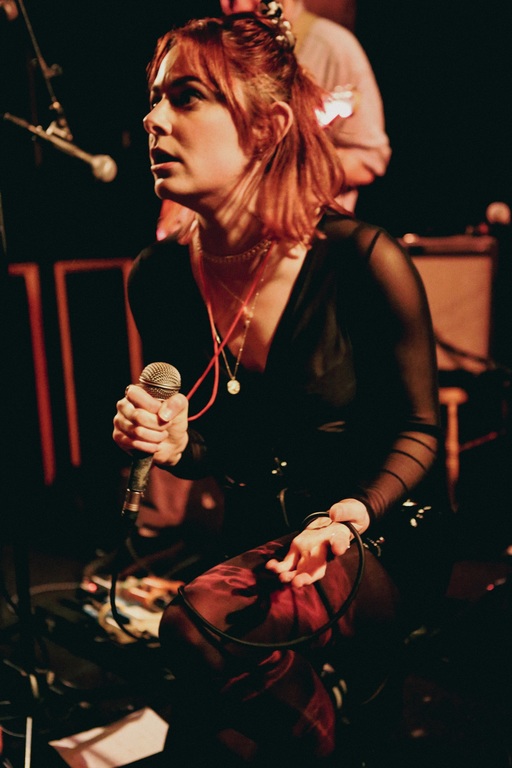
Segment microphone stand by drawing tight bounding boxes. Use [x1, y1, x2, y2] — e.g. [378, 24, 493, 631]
[0, 202, 43, 768]
[2, 0, 117, 181]
[1, 4, 97, 764]
[16, 0, 73, 142]
[2, 112, 118, 182]
[0, 182, 52, 768]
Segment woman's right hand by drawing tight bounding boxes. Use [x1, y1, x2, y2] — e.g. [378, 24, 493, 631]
[265, 498, 370, 588]
[113, 384, 189, 467]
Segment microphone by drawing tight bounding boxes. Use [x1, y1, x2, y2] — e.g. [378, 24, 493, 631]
[2, 112, 118, 182]
[122, 362, 182, 521]
[0, 0, 18, 21]
[486, 201, 511, 227]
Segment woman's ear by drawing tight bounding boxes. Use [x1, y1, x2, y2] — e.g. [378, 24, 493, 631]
[269, 100, 294, 144]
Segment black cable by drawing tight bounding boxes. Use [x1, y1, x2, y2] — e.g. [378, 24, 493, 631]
[109, 565, 147, 644]
[435, 332, 512, 376]
[176, 522, 365, 650]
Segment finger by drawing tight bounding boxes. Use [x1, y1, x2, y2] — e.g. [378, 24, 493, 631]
[268, 552, 328, 586]
[328, 524, 352, 557]
[114, 407, 168, 448]
[116, 404, 169, 440]
[329, 498, 370, 534]
[130, 424, 169, 447]
[158, 393, 188, 422]
[125, 384, 163, 413]
[265, 550, 299, 574]
[277, 570, 297, 584]
[291, 566, 327, 588]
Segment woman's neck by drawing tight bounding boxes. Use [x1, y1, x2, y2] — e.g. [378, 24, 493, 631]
[195, 211, 266, 258]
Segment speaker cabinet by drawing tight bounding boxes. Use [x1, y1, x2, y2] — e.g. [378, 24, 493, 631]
[401, 234, 498, 371]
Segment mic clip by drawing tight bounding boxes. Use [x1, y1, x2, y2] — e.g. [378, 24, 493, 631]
[47, 115, 73, 143]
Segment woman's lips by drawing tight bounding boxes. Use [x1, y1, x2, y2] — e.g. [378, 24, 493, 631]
[150, 154, 181, 174]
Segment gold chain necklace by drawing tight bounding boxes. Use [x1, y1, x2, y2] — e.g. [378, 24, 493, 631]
[214, 262, 267, 394]
[201, 237, 272, 264]
[205, 269, 245, 308]
[191, 229, 272, 395]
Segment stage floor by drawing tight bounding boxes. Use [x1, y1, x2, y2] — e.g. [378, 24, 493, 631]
[1, 494, 512, 768]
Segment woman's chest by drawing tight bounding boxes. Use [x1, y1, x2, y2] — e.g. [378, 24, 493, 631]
[215, 280, 291, 372]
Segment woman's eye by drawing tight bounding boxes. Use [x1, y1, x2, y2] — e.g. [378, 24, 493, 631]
[173, 88, 203, 107]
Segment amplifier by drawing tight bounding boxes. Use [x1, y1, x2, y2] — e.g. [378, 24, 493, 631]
[401, 234, 498, 371]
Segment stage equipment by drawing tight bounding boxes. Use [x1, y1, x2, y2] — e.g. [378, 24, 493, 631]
[401, 233, 498, 372]
[3, 112, 117, 182]
[2, 0, 117, 181]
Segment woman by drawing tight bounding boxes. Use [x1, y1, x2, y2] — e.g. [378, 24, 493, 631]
[113, 7, 453, 766]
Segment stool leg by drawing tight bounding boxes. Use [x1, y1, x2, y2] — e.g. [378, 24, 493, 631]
[439, 387, 468, 510]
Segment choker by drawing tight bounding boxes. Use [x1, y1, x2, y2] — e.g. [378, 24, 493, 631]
[200, 237, 273, 264]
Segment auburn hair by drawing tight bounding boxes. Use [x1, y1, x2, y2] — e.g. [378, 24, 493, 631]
[147, 14, 345, 243]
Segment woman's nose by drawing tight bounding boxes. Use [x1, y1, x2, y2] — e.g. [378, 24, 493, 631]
[143, 102, 173, 136]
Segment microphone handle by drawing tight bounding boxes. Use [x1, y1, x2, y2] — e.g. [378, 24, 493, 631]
[122, 453, 154, 520]
[120, 362, 182, 521]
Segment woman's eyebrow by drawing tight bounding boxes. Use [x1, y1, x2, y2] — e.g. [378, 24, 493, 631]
[165, 75, 206, 89]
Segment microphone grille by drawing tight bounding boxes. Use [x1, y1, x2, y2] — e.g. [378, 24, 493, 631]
[92, 154, 118, 183]
[486, 201, 511, 226]
[138, 362, 181, 400]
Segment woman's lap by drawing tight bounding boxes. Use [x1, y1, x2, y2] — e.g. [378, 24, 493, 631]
[158, 533, 405, 764]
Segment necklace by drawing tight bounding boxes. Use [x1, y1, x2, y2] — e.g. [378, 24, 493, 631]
[214, 263, 267, 394]
[191, 229, 273, 396]
[204, 268, 245, 308]
[200, 237, 272, 264]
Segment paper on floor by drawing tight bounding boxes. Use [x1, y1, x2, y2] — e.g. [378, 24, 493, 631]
[49, 707, 168, 767]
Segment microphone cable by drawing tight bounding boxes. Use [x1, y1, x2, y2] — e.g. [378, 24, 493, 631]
[106, 521, 364, 648]
[176, 522, 365, 650]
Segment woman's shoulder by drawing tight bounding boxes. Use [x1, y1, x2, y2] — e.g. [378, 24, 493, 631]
[128, 237, 191, 306]
[133, 236, 186, 266]
[319, 211, 399, 256]
[130, 236, 188, 281]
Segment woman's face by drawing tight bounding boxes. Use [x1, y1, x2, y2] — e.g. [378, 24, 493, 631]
[143, 51, 252, 213]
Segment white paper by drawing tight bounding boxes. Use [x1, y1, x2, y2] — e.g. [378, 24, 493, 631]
[49, 707, 169, 767]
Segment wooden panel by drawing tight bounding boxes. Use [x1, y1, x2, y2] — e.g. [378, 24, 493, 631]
[8, 262, 56, 485]
[53, 259, 143, 468]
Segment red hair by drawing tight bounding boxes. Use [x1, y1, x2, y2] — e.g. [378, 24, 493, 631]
[147, 15, 345, 243]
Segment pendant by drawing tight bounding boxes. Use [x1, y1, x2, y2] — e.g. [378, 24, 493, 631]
[227, 379, 241, 395]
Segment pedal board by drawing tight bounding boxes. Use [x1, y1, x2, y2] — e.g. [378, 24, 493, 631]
[77, 574, 184, 644]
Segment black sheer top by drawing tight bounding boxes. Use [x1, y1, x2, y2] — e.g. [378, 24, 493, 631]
[129, 214, 445, 533]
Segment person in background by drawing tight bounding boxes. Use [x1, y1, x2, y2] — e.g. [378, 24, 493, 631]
[112, 5, 452, 765]
[222, 0, 390, 212]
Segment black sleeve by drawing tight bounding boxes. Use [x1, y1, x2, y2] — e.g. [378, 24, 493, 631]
[342, 222, 444, 518]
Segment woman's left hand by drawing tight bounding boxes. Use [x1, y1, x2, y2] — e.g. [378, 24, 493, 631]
[265, 498, 370, 588]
